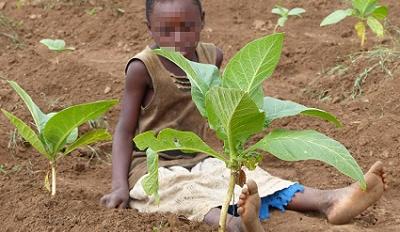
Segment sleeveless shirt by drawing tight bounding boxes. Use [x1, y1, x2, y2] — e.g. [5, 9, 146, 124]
[126, 43, 218, 188]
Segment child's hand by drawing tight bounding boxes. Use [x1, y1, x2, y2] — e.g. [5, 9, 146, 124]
[100, 187, 130, 209]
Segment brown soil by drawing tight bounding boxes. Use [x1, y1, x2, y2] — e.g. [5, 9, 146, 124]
[1, 0, 399, 231]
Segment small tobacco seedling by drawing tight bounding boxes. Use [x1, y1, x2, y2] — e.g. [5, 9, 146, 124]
[272, 5, 305, 32]
[86, 8, 98, 16]
[320, 0, 388, 47]
[40, 39, 75, 52]
[1, 81, 117, 196]
[133, 34, 366, 232]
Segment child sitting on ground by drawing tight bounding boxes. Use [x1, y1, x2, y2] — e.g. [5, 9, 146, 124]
[100, 0, 388, 231]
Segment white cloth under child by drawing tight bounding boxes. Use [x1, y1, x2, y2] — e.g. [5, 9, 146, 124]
[129, 158, 294, 221]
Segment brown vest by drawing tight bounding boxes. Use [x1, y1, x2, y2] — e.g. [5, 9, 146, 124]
[127, 43, 218, 188]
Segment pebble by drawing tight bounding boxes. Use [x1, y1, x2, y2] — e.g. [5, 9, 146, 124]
[104, 86, 111, 94]
[382, 150, 390, 158]
[332, 96, 341, 104]
[252, 19, 265, 30]
[29, 14, 42, 20]
[0, 2, 6, 10]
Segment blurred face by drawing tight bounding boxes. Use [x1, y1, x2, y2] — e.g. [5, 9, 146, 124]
[148, 0, 203, 58]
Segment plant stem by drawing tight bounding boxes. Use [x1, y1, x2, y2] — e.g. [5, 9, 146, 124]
[360, 31, 366, 48]
[219, 170, 236, 232]
[273, 24, 279, 33]
[50, 161, 56, 196]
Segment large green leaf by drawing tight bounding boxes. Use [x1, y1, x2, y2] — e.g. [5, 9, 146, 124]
[42, 100, 117, 155]
[222, 34, 284, 103]
[2, 109, 49, 158]
[205, 87, 264, 152]
[371, 6, 388, 20]
[153, 49, 221, 116]
[263, 97, 342, 127]
[63, 129, 112, 155]
[251, 86, 264, 108]
[133, 128, 226, 161]
[367, 16, 384, 37]
[42, 112, 78, 144]
[7, 80, 47, 132]
[134, 129, 225, 202]
[320, 9, 353, 26]
[141, 148, 160, 203]
[249, 129, 366, 189]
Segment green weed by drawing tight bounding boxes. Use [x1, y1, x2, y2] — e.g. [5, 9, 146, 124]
[0, 13, 23, 46]
[350, 46, 400, 98]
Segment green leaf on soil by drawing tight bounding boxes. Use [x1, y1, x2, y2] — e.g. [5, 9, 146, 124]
[40, 39, 75, 52]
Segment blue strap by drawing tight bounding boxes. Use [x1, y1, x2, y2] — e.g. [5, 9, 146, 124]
[227, 183, 304, 220]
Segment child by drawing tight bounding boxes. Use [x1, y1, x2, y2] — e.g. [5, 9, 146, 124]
[100, 0, 388, 231]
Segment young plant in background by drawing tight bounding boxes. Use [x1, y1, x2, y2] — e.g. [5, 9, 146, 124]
[320, 0, 388, 47]
[133, 34, 366, 232]
[1, 81, 117, 196]
[85, 7, 98, 16]
[40, 39, 75, 52]
[272, 5, 305, 32]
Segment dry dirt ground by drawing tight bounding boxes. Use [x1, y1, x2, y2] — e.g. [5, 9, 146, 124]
[1, 0, 399, 231]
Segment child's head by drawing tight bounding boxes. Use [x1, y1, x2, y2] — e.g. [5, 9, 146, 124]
[146, 0, 204, 57]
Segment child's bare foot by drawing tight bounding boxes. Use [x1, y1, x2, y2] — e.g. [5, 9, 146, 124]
[326, 161, 388, 224]
[237, 180, 265, 232]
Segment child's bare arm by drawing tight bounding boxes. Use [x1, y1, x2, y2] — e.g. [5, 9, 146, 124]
[100, 60, 151, 209]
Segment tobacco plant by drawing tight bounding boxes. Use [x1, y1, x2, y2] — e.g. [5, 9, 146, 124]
[320, 0, 388, 47]
[272, 5, 306, 32]
[1, 81, 117, 196]
[133, 34, 366, 232]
